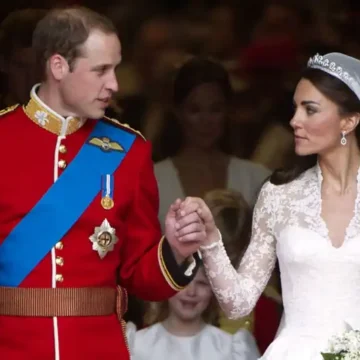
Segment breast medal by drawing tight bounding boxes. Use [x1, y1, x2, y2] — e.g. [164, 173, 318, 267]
[89, 219, 118, 259]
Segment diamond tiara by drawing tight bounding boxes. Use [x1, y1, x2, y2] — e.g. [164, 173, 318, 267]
[307, 53, 356, 86]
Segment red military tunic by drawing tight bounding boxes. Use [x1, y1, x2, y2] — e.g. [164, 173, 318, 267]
[0, 87, 198, 359]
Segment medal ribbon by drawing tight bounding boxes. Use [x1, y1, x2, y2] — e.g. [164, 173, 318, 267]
[102, 174, 114, 201]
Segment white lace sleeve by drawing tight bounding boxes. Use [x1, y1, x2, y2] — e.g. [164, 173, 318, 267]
[201, 181, 277, 319]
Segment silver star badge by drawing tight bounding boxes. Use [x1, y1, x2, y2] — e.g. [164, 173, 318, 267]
[89, 219, 118, 259]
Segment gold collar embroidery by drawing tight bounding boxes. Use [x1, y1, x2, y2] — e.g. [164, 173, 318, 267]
[23, 84, 86, 136]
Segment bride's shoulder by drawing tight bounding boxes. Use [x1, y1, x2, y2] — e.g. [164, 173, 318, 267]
[260, 166, 316, 197]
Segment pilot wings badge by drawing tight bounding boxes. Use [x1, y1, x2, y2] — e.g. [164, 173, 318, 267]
[89, 219, 119, 259]
[88, 136, 124, 152]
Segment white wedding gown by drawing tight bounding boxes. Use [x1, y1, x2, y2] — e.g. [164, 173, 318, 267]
[201, 164, 360, 359]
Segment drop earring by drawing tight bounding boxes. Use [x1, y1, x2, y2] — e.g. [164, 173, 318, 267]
[341, 131, 347, 146]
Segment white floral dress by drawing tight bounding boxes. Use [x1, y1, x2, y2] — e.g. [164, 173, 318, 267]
[201, 164, 360, 359]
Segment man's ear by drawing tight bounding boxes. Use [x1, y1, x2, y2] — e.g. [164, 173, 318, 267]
[48, 54, 70, 81]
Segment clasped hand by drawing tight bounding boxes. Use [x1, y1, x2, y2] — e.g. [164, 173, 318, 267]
[165, 197, 219, 261]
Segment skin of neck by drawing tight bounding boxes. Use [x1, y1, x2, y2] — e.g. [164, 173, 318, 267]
[37, 82, 79, 118]
[175, 144, 225, 162]
[318, 134, 360, 194]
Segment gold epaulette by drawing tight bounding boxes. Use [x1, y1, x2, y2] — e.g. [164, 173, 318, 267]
[104, 116, 146, 141]
[0, 104, 19, 117]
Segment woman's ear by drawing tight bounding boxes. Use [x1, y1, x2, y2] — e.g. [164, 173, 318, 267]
[341, 113, 360, 135]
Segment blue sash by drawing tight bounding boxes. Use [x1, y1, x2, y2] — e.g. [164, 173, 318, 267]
[0, 120, 136, 286]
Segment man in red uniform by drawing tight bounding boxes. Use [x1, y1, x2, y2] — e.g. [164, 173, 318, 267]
[0, 6, 204, 360]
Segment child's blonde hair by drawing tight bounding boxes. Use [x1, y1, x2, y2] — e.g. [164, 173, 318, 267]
[145, 265, 219, 326]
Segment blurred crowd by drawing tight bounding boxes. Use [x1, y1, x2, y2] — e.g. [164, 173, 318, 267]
[2, 1, 360, 169]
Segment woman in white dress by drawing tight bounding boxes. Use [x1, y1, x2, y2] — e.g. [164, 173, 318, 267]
[154, 58, 270, 232]
[174, 52, 360, 359]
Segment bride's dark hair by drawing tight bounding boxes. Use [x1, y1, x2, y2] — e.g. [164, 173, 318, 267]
[270, 67, 360, 185]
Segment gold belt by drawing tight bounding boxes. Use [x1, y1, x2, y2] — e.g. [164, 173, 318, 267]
[0, 286, 127, 317]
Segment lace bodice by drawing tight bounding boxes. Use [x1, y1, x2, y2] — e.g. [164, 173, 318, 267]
[201, 164, 360, 321]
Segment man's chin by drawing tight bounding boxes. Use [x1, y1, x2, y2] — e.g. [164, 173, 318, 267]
[88, 109, 106, 120]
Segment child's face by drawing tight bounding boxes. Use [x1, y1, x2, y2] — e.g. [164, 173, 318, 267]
[168, 267, 213, 322]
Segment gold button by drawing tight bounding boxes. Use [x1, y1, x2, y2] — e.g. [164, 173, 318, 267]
[55, 242, 63, 250]
[59, 144, 67, 154]
[55, 274, 63, 282]
[55, 256, 64, 266]
[58, 160, 67, 169]
[244, 320, 251, 327]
